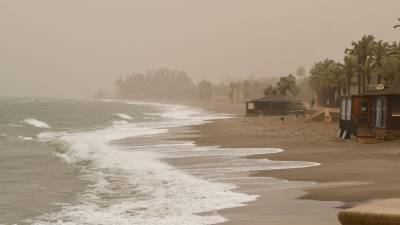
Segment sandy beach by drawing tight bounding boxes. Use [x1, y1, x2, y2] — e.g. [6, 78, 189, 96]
[172, 101, 400, 225]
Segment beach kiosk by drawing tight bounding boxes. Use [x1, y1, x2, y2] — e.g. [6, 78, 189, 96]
[339, 86, 400, 140]
[246, 97, 305, 116]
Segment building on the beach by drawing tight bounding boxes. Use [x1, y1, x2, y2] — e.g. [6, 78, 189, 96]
[246, 97, 305, 116]
[339, 86, 400, 140]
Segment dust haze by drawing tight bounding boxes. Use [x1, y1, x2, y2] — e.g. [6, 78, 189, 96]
[0, 0, 399, 98]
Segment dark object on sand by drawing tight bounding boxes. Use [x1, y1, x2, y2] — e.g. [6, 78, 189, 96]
[310, 99, 315, 109]
[280, 117, 285, 123]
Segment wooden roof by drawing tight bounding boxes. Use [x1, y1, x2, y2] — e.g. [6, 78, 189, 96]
[248, 96, 301, 103]
[357, 86, 400, 96]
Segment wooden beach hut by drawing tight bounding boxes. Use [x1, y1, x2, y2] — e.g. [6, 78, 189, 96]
[246, 97, 305, 116]
[339, 86, 400, 140]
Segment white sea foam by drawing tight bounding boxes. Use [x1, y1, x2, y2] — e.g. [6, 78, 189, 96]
[113, 113, 133, 120]
[33, 137, 255, 225]
[8, 123, 23, 128]
[142, 112, 161, 117]
[18, 136, 34, 141]
[122, 142, 319, 178]
[20, 99, 46, 104]
[31, 101, 319, 225]
[24, 119, 50, 129]
[37, 131, 67, 141]
[32, 105, 255, 225]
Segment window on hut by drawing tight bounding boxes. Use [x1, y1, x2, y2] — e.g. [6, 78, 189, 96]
[361, 101, 368, 113]
[248, 102, 255, 110]
[392, 98, 400, 117]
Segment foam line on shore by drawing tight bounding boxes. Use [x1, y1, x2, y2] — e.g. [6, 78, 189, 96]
[30, 100, 321, 225]
[31, 101, 252, 225]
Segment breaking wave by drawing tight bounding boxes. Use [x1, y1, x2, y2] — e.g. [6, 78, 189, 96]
[29, 101, 318, 225]
[24, 119, 50, 129]
[31, 103, 254, 225]
[113, 113, 133, 120]
[18, 136, 35, 141]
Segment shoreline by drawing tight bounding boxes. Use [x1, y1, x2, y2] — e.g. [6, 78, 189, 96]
[171, 101, 400, 224]
[166, 125, 341, 225]
[10, 99, 400, 224]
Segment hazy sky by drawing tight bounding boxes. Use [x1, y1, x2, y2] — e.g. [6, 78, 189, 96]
[0, 0, 399, 98]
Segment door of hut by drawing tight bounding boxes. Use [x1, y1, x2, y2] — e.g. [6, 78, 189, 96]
[375, 97, 383, 128]
[358, 97, 370, 126]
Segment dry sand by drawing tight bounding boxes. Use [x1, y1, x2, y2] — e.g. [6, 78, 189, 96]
[172, 101, 400, 225]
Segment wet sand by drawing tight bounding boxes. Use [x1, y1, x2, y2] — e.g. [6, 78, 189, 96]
[173, 101, 400, 225]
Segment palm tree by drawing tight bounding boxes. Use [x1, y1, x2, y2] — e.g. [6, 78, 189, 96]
[382, 55, 400, 84]
[309, 59, 344, 106]
[392, 41, 400, 56]
[235, 81, 242, 103]
[371, 40, 394, 84]
[242, 80, 250, 101]
[379, 42, 400, 85]
[198, 80, 214, 101]
[228, 82, 235, 103]
[296, 66, 306, 82]
[345, 35, 375, 94]
[343, 55, 356, 94]
[363, 57, 374, 87]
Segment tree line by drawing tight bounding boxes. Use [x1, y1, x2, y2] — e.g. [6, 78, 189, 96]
[114, 68, 196, 99]
[309, 35, 400, 107]
[182, 73, 306, 103]
[198, 77, 278, 103]
[112, 68, 310, 103]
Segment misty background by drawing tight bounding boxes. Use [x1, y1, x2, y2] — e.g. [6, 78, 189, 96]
[0, 0, 399, 98]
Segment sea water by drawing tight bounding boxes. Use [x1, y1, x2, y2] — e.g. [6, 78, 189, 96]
[0, 98, 318, 225]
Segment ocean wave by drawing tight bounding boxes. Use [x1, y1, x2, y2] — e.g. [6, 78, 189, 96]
[18, 136, 35, 141]
[8, 123, 23, 128]
[142, 112, 161, 117]
[37, 131, 66, 141]
[20, 99, 46, 104]
[32, 106, 256, 225]
[32, 136, 256, 225]
[24, 119, 50, 129]
[31, 101, 319, 225]
[111, 120, 130, 127]
[122, 143, 319, 175]
[113, 113, 133, 120]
